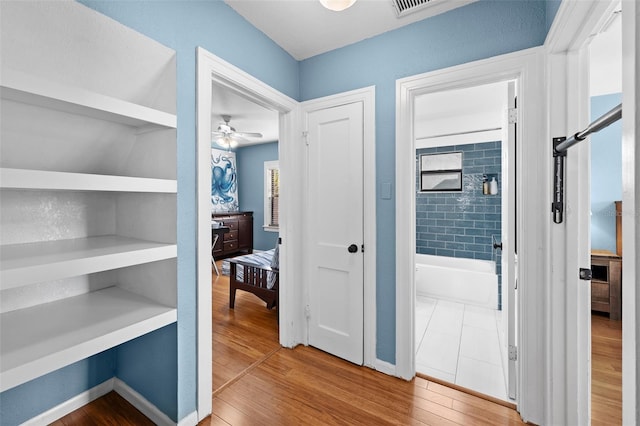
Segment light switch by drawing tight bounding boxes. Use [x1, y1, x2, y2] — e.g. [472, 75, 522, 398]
[380, 182, 392, 200]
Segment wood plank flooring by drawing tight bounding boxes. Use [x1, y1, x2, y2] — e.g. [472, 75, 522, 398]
[50, 391, 154, 426]
[591, 312, 622, 426]
[47, 268, 623, 425]
[211, 265, 280, 393]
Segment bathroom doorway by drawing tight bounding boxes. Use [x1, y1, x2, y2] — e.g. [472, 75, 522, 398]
[412, 81, 516, 402]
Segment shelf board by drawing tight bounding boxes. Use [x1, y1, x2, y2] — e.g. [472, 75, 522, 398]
[0, 70, 176, 129]
[0, 236, 177, 290]
[0, 286, 177, 392]
[0, 168, 177, 193]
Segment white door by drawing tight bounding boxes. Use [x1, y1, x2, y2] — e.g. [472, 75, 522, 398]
[305, 101, 364, 365]
[501, 81, 518, 400]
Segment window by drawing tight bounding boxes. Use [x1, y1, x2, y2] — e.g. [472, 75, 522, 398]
[419, 152, 463, 192]
[264, 160, 279, 231]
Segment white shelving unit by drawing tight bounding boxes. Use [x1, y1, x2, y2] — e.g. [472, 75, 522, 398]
[0, 2, 178, 394]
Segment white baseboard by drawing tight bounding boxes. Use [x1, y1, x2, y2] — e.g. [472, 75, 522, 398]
[177, 410, 199, 426]
[373, 358, 398, 377]
[22, 377, 191, 426]
[113, 378, 177, 426]
[23, 378, 114, 426]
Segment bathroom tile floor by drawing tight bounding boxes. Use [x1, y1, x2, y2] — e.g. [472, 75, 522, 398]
[415, 296, 510, 402]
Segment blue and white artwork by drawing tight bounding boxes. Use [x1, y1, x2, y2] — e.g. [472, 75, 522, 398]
[211, 148, 239, 212]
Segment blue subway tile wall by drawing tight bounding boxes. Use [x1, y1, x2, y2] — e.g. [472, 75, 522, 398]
[416, 141, 502, 309]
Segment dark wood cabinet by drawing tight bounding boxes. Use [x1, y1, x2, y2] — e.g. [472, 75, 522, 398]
[212, 211, 253, 258]
[591, 250, 622, 320]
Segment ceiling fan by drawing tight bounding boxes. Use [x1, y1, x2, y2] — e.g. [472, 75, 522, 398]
[211, 114, 263, 149]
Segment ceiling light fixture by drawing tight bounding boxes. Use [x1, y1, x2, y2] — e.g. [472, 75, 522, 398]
[319, 0, 356, 12]
[215, 136, 238, 150]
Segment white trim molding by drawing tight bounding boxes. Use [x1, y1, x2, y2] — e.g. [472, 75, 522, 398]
[620, 1, 639, 425]
[395, 46, 546, 423]
[196, 47, 299, 421]
[22, 379, 114, 425]
[113, 378, 179, 426]
[545, 1, 629, 424]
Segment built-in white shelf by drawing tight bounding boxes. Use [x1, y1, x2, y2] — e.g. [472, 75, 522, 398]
[0, 168, 177, 193]
[0, 286, 177, 392]
[0, 70, 176, 129]
[0, 236, 177, 290]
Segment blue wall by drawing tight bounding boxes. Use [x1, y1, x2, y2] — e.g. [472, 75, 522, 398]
[300, 0, 548, 363]
[3, 0, 560, 422]
[236, 142, 279, 251]
[416, 142, 502, 308]
[0, 351, 115, 425]
[591, 93, 622, 253]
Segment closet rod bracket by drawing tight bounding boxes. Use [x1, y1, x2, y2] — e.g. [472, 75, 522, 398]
[552, 137, 567, 224]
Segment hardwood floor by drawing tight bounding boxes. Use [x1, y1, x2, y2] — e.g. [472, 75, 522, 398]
[50, 271, 623, 425]
[591, 312, 622, 426]
[50, 391, 154, 426]
[202, 345, 525, 426]
[211, 264, 280, 393]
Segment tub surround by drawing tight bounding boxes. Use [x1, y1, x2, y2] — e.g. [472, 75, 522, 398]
[416, 141, 502, 307]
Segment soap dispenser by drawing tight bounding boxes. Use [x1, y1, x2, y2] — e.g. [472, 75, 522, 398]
[489, 176, 498, 195]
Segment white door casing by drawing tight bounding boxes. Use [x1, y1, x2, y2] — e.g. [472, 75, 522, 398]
[195, 47, 301, 421]
[305, 101, 364, 365]
[396, 47, 546, 422]
[620, 1, 639, 424]
[502, 80, 518, 401]
[545, 1, 622, 424]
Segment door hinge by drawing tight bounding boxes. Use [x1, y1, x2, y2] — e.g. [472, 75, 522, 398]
[305, 304, 311, 319]
[508, 107, 518, 124]
[509, 345, 518, 361]
[579, 268, 592, 280]
[302, 131, 309, 145]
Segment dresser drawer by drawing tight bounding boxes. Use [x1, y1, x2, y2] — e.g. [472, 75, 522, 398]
[223, 231, 237, 241]
[224, 220, 239, 230]
[591, 281, 610, 304]
[223, 241, 238, 252]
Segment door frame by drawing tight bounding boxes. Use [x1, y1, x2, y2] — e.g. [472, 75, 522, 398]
[195, 47, 301, 420]
[545, 0, 631, 424]
[395, 47, 546, 422]
[300, 86, 377, 369]
[545, 0, 640, 424]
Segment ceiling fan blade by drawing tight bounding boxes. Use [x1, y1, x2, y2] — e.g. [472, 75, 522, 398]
[231, 135, 251, 144]
[233, 131, 263, 138]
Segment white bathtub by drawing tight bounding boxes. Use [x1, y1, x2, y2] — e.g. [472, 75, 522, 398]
[415, 253, 498, 309]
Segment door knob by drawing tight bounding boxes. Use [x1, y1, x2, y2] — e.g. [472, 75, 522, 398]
[348, 244, 358, 253]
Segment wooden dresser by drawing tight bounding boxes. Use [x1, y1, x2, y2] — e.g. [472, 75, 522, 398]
[212, 211, 253, 258]
[591, 250, 622, 320]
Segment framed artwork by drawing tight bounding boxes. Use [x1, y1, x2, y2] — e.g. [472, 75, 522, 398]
[419, 151, 463, 192]
[211, 148, 239, 212]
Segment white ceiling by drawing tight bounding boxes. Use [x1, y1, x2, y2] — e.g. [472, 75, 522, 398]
[215, 0, 475, 148]
[225, 0, 475, 61]
[211, 83, 279, 147]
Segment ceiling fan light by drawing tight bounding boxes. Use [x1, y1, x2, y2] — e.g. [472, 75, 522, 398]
[319, 0, 356, 12]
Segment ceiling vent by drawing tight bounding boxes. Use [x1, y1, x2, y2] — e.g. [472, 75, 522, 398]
[391, 0, 445, 18]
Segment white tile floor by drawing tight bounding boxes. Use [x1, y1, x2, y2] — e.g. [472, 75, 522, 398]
[415, 296, 510, 401]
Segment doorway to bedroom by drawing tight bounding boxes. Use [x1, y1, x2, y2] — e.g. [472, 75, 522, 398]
[209, 81, 281, 393]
